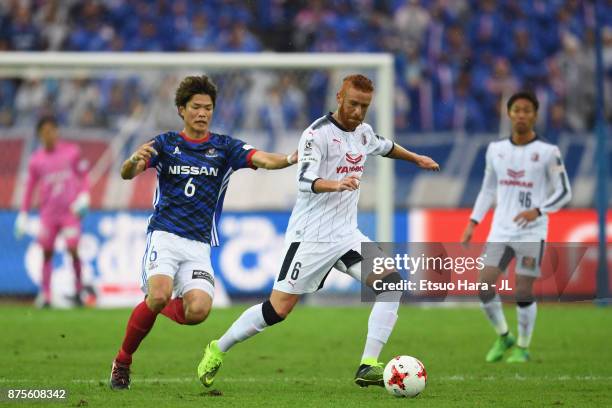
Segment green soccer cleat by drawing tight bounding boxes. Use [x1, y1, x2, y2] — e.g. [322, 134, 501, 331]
[506, 346, 530, 363]
[354, 358, 384, 387]
[485, 333, 516, 362]
[197, 340, 225, 387]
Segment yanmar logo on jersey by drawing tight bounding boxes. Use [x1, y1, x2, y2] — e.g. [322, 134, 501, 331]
[337, 165, 364, 173]
[500, 168, 532, 187]
[169, 165, 219, 176]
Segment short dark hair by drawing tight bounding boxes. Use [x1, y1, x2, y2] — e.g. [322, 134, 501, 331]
[507, 91, 539, 112]
[36, 116, 58, 135]
[174, 75, 217, 111]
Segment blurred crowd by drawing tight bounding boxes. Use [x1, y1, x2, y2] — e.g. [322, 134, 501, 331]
[0, 0, 611, 138]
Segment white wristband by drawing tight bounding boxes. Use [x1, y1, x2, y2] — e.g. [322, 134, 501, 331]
[286, 154, 295, 164]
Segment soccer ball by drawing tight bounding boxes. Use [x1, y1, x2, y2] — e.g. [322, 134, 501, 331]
[383, 355, 427, 398]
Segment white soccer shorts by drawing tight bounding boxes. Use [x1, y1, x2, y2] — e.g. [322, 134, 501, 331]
[273, 230, 383, 294]
[482, 232, 545, 277]
[141, 230, 215, 298]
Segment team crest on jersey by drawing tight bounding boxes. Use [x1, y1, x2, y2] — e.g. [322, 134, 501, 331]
[531, 153, 539, 162]
[205, 147, 218, 158]
[506, 169, 525, 179]
[304, 140, 313, 150]
[173, 146, 181, 155]
[345, 153, 363, 164]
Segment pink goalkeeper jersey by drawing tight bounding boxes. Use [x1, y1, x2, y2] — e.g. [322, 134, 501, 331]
[21, 141, 89, 219]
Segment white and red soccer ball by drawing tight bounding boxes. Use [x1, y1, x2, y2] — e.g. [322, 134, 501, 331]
[383, 355, 427, 398]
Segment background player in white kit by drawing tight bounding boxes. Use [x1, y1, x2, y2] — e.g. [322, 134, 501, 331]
[198, 74, 440, 388]
[461, 91, 572, 363]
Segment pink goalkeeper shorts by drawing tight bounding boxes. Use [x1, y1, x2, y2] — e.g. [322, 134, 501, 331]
[38, 212, 81, 251]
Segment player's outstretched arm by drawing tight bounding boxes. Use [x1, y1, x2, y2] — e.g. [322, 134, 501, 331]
[250, 150, 298, 170]
[312, 175, 361, 193]
[385, 143, 440, 171]
[121, 141, 158, 180]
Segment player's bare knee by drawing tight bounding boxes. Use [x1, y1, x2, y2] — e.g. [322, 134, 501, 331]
[43, 250, 54, 261]
[185, 304, 210, 325]
[146, 290, 171, 312]
[68, 248, 79, 260]
[479, 288, 497, 303]
[515, 290, 534, 304]
[515, 277, 535, 303]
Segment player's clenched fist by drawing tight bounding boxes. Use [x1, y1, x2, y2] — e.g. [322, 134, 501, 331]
[121, 140, 159, 179]
[415, 154, 440, 171]
[337, 174, 361, 191]
[129, 141, 158, 164]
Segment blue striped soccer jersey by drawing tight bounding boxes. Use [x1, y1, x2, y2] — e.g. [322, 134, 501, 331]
[146, 131, 257, 245]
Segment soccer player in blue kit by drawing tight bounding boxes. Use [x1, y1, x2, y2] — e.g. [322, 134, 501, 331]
[109, 75, 297, 389]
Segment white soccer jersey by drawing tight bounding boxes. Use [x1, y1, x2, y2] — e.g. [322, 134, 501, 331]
[286, 113, 394, 242]
[470, 137, 572, 240]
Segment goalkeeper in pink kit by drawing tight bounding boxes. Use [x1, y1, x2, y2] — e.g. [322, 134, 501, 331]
[14, 117, 90, 307]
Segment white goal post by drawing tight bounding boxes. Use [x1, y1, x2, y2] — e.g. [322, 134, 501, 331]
[0, 52, 395, 241]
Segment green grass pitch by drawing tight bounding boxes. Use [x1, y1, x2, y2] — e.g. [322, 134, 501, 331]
[1, 304, 611, 407]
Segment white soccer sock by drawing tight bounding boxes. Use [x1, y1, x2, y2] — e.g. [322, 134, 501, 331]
[481, 294, 509, 335]
[517, 302, 537, 348]
[361, 295, 399, 362]
[217, 303, 268, 352]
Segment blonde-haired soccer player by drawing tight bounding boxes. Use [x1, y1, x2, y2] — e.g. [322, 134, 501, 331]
[197, 74, 439, 388]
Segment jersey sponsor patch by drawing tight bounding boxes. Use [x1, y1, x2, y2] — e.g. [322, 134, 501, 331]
[499, 179, 533, 188]
[192, 269, 214, 286]
[337, 165, 364, 173]
[205, 147, 218, 157]
[299, 156, 317, 163]
[168, 165, 219, 176]
[521, 256, 536, 270]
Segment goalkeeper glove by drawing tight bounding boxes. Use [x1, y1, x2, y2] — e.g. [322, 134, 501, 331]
[70, 192, 90, 218]
[14, 211, 28, 239]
